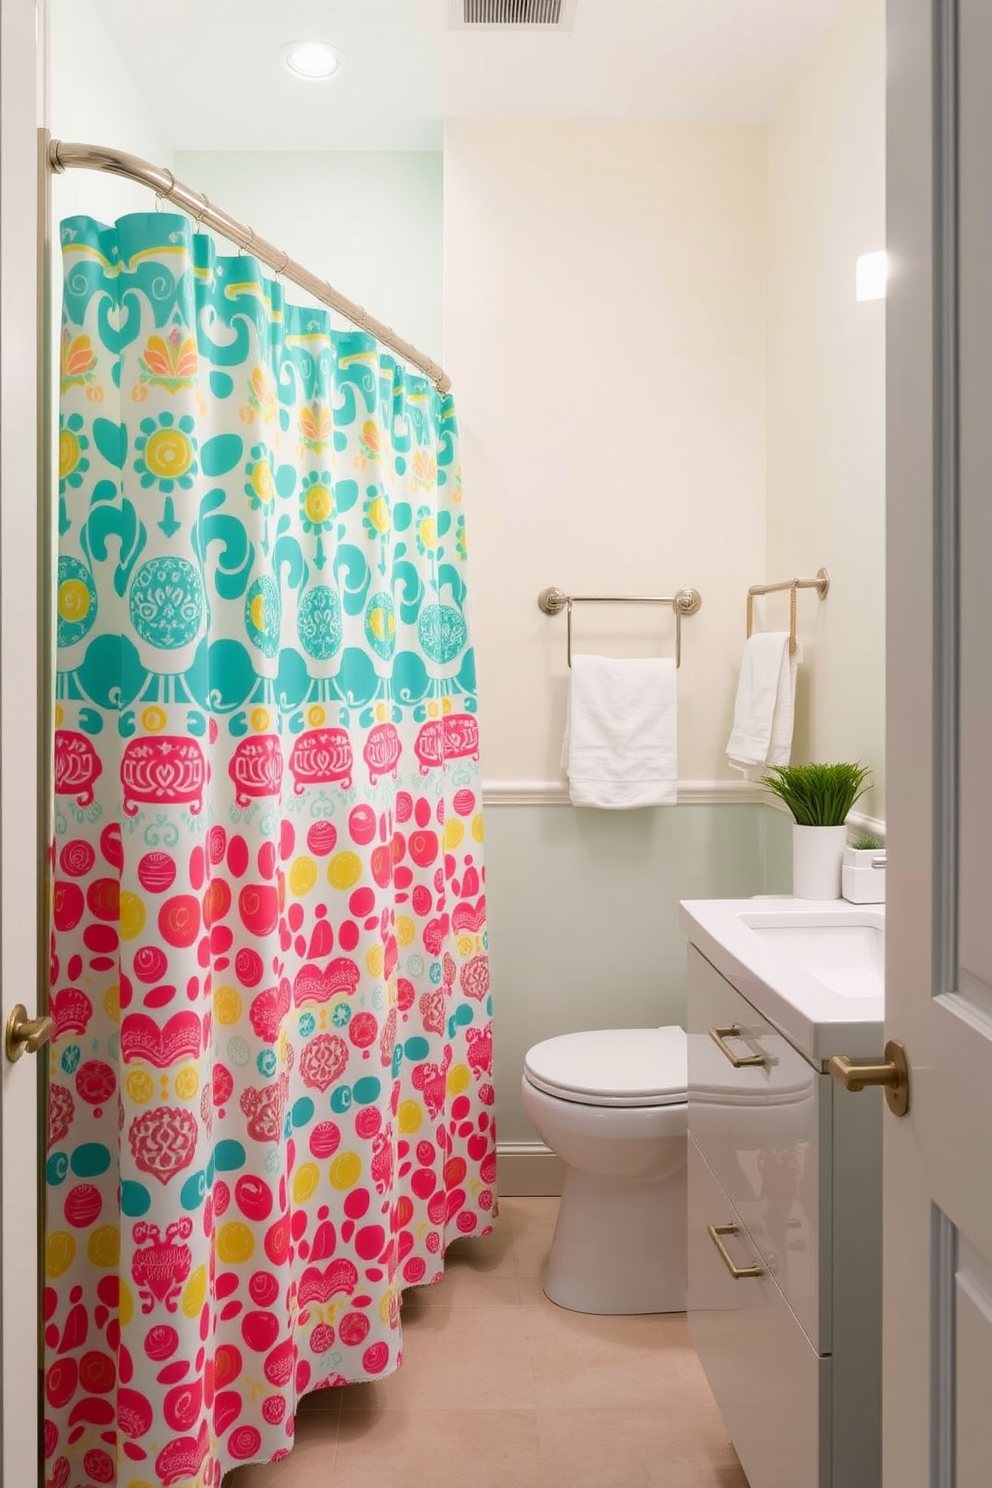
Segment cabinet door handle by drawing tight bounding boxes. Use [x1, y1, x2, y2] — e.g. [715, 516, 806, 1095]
[709, 1024, 765, 1068]
[708, 1223, 765, 1279]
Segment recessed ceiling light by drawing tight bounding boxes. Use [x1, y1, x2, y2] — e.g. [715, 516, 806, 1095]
[282, 41, 343, 81]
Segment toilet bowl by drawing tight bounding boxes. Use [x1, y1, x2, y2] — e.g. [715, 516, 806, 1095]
[520, 1026, 687, 1315]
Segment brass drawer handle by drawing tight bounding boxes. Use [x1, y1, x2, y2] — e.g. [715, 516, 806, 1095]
[708, 1223, 765, 1280]
[709, 1024, 765, 1068]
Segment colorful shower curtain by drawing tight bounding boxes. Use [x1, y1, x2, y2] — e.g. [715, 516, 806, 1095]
[46, 212, 495, 1488]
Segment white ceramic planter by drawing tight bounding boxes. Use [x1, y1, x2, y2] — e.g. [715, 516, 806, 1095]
[792, 824, 847, 900]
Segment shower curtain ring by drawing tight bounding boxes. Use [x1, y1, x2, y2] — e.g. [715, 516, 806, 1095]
[275, 250, 289, 279]
[192, 195, 209, 226]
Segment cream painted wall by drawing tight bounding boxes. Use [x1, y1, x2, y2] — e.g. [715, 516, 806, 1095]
[174, 152, 443, 360]
[767, 0, 886, 823]
[444, 121, 769, 789]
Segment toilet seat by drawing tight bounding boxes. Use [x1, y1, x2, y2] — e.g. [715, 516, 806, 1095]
[523, 1026, 687, 1107]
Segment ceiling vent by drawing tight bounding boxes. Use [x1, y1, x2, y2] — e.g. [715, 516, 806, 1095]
[449, 0, 577, 31]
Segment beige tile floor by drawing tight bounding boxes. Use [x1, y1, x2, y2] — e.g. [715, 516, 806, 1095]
[225, 1197, 749, 1488]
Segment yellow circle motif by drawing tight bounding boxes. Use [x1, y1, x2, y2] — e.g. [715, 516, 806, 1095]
[397, 1099, 422, 1135]
[289, 856, 317, 898]
[174, 1066, 199, 1101]
[329, 1151, 362, 1190]
[444, 819, 464, 851]
[59, 429, 80, 480]
[214, 985, 243, 1026]
[472, 813, 485, 844]
[304, 485, 332, 525]
[119, 891, 146, 941]
[216, 1223, 255, 1265]
[374, 702, 388, 723]
[442, 697, 452, 715]
[46, 1230, 76, 1279]
[119, 1278, 134, 1329]
[327, 850, 363, 891]
[418, 517, 437, 550]
[447, 1063, 471, 1096]
[102, 983, 121, 1024]
[141, 705, 167, 733]
[249, 594, 267, 632]
[181, 1265, 207, 1318]
[54, 702, 64, 728]
[125, 1069, 155, 1104]
[87, 1225, 120, 1269]
[367, 496, 390, 533]
[306, 704, 326, 727]
[251, 459, 274, 504]
[366, 944, 384, 978]
[457, 934, 474, 958]
[379, 1289, 396, 1326]
[250, 706, 270, 733]
[292, 1162, 320, 1205]
[145, 427, 193, 480]
[58, 578, 90, 624]
[396, 915, 415, 948]
[427, 701, 439, 719]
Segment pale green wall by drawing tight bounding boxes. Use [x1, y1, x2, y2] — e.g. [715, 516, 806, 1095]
[174, 151, 444, 362]
[487, 803, 791, 1144]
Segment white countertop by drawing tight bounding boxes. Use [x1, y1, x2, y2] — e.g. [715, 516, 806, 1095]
[679, 896, 885, 1064]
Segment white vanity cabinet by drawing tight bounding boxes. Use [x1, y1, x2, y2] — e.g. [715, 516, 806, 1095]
[685, 943, 882, 1488]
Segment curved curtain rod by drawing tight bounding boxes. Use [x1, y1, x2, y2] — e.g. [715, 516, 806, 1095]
[49, 138, 452, 394]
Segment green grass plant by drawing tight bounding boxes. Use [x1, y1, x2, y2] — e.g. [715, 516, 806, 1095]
[761, 762, 872, 827]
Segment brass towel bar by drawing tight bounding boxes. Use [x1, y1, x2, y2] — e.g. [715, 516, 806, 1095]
[746, 568, 830, 655]
[538, 586, 702, 668]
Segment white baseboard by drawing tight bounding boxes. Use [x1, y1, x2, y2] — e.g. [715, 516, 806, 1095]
[496, 1141, 565, 1197]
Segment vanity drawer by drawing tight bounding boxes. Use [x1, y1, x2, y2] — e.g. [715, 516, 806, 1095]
[687, 944, 829, 1350]
[688, 1138, 828, 1488]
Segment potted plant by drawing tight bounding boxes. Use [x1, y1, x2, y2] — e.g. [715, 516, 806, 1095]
[845, 832, 885, 865]
[761, 762, 873, 899]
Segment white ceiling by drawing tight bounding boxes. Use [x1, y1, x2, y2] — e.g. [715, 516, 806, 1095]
[88, 0, 846, 152]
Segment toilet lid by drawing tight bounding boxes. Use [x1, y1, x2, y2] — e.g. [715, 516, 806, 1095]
[524, 1027, 687, 1107]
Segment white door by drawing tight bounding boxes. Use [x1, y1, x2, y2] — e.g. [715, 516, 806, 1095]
[884, 0, 992, 1482]
[0, 0, 45, 1484]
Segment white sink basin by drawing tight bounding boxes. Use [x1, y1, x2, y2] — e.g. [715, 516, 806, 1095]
[679, 898, 885, 1062]
[737, 910, 884, 999]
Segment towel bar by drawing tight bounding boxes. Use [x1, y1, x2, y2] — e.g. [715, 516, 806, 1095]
[538, 586, 702, 668]
[746, 569, 829, 655]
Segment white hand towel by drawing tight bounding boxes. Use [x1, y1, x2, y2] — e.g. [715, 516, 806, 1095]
[562, 654, 678, 809]
[726, 632, 801, 780]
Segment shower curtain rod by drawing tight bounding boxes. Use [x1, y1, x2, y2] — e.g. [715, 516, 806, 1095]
[49, 138, 452, 393]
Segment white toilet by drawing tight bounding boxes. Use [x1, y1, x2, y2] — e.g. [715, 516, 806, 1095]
[520, 1025, 687, 1315]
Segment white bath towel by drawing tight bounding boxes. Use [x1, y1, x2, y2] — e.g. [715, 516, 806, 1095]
[562, 654, 678, 808]
[726, 632, 801, 779]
